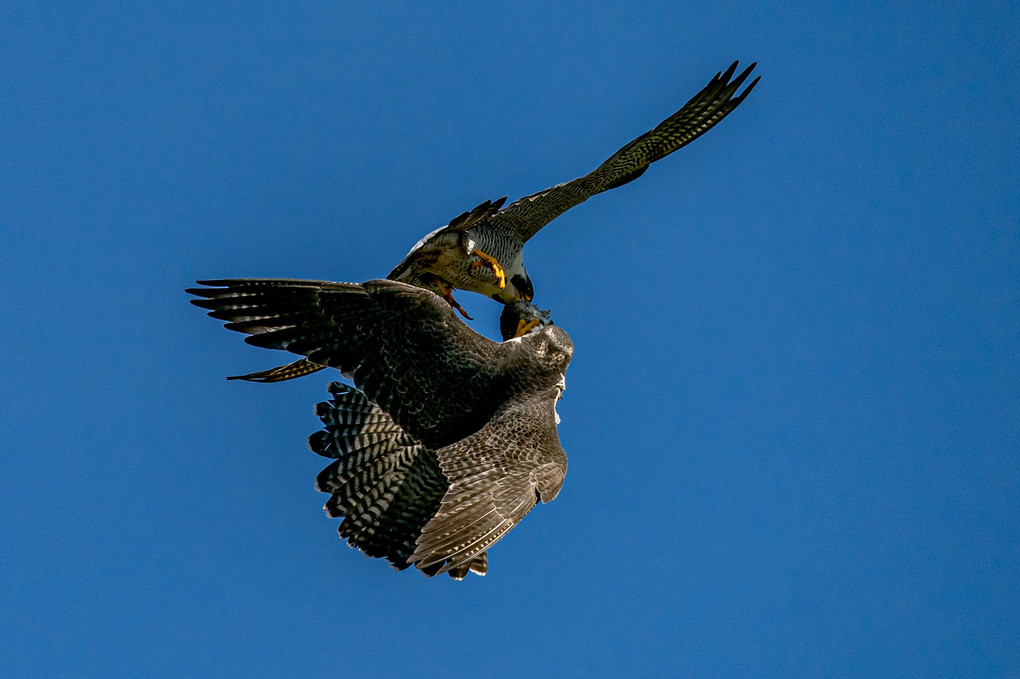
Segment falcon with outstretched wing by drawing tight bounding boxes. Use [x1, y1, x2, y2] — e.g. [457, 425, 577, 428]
[388, 60, 760, 325]
[188, 280, 572, 578]
[218, 60, 758, 383]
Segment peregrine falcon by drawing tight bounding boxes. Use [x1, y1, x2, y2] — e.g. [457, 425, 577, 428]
[216, 61, 757, 383]
[187, 280, 572, 578]
[388, 60, 759, 321]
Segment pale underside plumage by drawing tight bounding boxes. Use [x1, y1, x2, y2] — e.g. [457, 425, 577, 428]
[387, 60, 760, 308]
[188, 279, 572, 577]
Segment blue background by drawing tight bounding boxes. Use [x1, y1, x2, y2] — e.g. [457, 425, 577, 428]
[3, 2, 1018, 677]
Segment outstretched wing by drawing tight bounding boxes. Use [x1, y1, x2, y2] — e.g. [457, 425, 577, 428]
[188, 278, 504, 447]
[487, 61, 759, 243]
[409, 387, 567, 576]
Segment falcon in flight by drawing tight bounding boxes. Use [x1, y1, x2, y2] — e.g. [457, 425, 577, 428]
[216, 60, 758, 383]
[188, 280, 572, 578]
[388, 60, 760, 324]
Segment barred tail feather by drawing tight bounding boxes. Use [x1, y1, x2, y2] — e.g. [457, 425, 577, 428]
[447, 552, 489, 580]
[308, 382, 453, 573]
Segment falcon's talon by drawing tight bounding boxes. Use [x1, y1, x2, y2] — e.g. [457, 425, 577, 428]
[435, 279, 473, 320]
[514, 318, 541, 338]
[470, 249, 506, 290]
[449, 297, 473, 320]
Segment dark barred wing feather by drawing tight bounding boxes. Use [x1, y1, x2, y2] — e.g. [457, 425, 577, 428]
[227, 357, 326, 383]
[488, 61, 759, 243]
[188, 279, 502, 447]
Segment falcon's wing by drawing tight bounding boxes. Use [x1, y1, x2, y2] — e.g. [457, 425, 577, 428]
[409, 387, 567, 575]
[227, 357, 326, 383]
[188, 278, 502, 446]
[487, 61, 759, 243]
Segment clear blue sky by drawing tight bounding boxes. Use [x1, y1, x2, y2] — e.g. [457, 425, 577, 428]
[3, 2, 1018, 677]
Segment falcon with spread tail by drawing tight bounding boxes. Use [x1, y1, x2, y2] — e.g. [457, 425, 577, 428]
[388, 60, 759, 323]
[188, 280, 572, 578]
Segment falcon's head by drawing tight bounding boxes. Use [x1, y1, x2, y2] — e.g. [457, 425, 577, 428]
[501, 300, 573, 382]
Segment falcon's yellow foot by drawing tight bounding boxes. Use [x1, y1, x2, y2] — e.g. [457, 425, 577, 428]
[435, 279, 473, 320]
[470, 249, 506, 289]
[514, 318, 541, 338]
